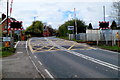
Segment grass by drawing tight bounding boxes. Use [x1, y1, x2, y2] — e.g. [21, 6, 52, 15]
[98, 45, 120, 52]
[0, 47, 16, 57]
[57, 36, 69, 40]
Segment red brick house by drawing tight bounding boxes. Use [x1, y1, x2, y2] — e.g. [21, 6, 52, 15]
[43, 26, 50, 37]
[0, 16, 16, 36]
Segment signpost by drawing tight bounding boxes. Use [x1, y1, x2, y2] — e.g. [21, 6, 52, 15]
[3, 37, 11, 41]
[3, 37, 11, 47]
[68, 26, 74, 40]
[68, 26, 74, 30]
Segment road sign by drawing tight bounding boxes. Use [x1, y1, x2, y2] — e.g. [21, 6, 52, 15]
[5, 41, 10, 47]
[3, 37, 11, 41]
[68, 26, 74, 30]
[116, 32, 119, 38]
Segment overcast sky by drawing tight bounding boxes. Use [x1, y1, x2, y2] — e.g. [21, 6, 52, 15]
[0, 0, 117, 29]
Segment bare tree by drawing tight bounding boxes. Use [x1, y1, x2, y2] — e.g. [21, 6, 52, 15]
[111, 1, 120, 27]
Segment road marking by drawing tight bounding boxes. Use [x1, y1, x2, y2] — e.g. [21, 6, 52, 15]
[68, 44, 75, 50]
[31, 60, 41, 73]
[38, 61, 43, 65]
[26, 41, 45, 79]
[48, 46, 55, 51]
[17, 52, 23, 53]
[41, 74, 45, 79]
[45, 69, 54, 78]
[45, 38, 120, 71]
[98, 48, 120, 54]
[34, 56, 37, 59]
[67, 50, 120, 71]
[26, 41, 27, 48]
[14, 41, 20, 48]
[29, 56, 32, 60]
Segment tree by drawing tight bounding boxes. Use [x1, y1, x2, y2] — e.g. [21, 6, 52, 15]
[111, 1, 120, 27]
[58, 19, 88, 37]
[110, 20, 117, 30]
[47, 25, 56, 36]
[25, 21, 44, 37]
[88, 23, 93, 29]
[0, 17, 1, 22]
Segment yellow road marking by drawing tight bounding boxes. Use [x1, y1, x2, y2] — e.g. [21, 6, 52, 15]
[88, 47, 96, 49]
[34, 49, 61, 52]
[68, 45, 75, 50]
[48, 46, 55, 51]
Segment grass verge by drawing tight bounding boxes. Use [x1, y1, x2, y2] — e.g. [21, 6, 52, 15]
[0, 47, 16, 57]
[97, 45, 120, 52]
[57, 36, 69, 40]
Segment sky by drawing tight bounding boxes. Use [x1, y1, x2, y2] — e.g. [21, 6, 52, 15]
[0, 0, 117, 29]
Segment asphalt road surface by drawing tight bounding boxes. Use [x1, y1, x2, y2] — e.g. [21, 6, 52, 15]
[28, 37, 120, 79]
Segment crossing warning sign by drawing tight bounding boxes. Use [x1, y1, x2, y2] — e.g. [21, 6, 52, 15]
[5, 41, 10, 47]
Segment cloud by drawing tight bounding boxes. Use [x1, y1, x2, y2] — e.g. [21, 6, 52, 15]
[1, 0, 114, 29]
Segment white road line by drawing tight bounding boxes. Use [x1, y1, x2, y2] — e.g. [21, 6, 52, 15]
[38, 61, 43, 65]
[26, 41, 27, 48]
[26, 41, 45, 78]
[18, 51, 23, 53]
[34, 56, 37, 59]
[31, 60, 40, 73]
[45, 38, 120, 71]
[98, 48, 120, 54]
[67, 50, 120, 71]
[14, 41, 20, 48]
[41, 74, 45, 79]
[45, 69, 54, 78]
[29, 56, 32, 60]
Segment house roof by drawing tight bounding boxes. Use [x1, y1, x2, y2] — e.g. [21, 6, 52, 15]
[0, 17, 16, 24]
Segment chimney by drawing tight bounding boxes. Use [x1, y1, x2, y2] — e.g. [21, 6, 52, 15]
[2, 13, 6, 20]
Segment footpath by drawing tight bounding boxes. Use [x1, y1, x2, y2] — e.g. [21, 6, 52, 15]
[2, 41, 42, 79]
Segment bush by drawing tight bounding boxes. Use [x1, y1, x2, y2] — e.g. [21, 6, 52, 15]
[1, 47, 16, 57]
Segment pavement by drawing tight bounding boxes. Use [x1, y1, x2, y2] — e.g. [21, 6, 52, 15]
[28, 37, 120, 79]
[1, 41, 42, 79]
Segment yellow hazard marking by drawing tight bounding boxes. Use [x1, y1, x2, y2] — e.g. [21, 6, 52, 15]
[37, 46, 47, 50]
[68, 43, 77, 50]
[88, 47, 95, 49]
[48, 46, 55, 51]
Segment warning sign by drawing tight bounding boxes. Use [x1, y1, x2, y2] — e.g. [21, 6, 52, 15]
[5, 41, 10, 47]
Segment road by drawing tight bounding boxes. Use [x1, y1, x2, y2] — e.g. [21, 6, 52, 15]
[28, 37, 120, 79]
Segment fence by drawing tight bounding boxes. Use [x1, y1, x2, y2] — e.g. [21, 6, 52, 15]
[75, 30, 120, 45]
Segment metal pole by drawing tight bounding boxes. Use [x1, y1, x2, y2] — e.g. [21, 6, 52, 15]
[74, 8, 77, 39]
[103, 6, 105, 21]
[7, 0, 9, 37]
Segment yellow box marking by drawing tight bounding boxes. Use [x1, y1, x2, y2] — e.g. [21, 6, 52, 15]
[48, 46, 55, 51]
